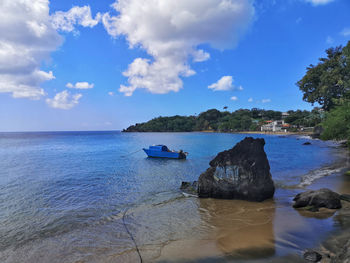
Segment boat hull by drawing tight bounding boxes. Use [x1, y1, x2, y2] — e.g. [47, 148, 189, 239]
[143, 149, 186, 159]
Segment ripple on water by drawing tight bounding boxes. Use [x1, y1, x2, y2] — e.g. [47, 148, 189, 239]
[0, 132, 346, 262]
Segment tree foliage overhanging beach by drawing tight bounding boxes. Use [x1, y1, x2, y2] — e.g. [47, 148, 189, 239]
[299, 41, 350, 144]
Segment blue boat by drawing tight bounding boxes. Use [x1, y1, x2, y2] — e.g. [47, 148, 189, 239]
[143, 145, 187, 159]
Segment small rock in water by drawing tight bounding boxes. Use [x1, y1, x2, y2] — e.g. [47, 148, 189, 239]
[303, 142, 312, 145]
[344, 170, 350, 176]
[180, 181, 198, 195]
[303, 250, 322, 262]
[293, 188, 342, 210]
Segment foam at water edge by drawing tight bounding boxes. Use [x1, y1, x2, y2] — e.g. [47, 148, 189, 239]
[299, 166, 344, 187]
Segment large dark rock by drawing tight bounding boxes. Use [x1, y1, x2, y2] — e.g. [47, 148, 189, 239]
[198, 137, 275, 202]
[293, 188, 342, 210]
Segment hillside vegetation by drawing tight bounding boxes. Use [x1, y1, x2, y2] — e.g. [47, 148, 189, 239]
[123, 108, 322, 132]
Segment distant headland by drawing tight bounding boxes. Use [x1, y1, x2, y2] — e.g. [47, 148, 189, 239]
[123, 108, 322, 134]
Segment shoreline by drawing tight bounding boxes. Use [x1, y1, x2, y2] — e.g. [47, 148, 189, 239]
[200, 130, 313, 136]
[123, 130, 314, 136]
[234, 131, 313, 136]
[275, 143, 350, 262]
[155, 134, 350, 262]
[311, 147, 350, 262]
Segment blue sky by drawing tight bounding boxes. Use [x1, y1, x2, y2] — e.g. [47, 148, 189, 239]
[0, 0, 349, 131]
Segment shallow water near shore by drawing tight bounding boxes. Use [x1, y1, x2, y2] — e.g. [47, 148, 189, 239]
[0, 131, 348, 262]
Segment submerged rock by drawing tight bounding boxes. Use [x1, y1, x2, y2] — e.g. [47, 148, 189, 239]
[180, 181, 198, 195]
[293, 188, 342, 210]
[198, 137, 275, 202]
[303, 250, 322, 262]
[303, 142, 312, 145]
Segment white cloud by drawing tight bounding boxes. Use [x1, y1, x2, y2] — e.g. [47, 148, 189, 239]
[208, 76, 234, 91]
[230, 96, 238, 101]
[103, 0, 255, 96]
[51, 6, 101, 33]
[0, 0, 62, 99]
[108, 91, 115, 96]
[304, 0, 335, 6]
[46, 90, 82, 110]
[66, 82, 94, 89]
[262, 98, 271, 103]
[248, 97, 253, 102]
[208, 76, 243, 92]
[341, 28, 350, 37]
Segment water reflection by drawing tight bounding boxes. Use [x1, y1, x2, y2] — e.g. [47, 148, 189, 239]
[295, 208, 336, 219]
[198, 198, 276, 259]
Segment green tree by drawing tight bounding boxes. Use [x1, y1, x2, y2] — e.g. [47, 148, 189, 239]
[321, 102, 350, 144]
[297, 41, 350, 111]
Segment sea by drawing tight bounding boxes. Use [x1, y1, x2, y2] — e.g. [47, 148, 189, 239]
[0, 131, 348, 262]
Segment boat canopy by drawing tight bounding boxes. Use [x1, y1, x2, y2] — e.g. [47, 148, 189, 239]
[149, 145, 169, 151]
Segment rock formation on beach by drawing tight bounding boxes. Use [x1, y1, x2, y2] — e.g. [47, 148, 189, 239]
[197, 137, 275, 202]
[293, 188, 342, 210]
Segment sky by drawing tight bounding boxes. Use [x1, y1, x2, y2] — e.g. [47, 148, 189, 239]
[0, 0, 349, 132]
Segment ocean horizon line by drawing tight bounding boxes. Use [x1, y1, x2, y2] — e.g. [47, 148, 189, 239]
[0, 129, 122, 134]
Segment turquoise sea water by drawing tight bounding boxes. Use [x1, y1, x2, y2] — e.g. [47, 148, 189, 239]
[0, 131, 345, 262]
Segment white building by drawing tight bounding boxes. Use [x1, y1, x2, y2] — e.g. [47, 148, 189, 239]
[261, 120, 286, 132]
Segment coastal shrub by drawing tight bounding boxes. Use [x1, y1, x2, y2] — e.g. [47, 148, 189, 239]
[321, 102, 350, 145]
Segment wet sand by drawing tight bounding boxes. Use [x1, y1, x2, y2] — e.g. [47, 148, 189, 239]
[156, 199, 276, 262]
